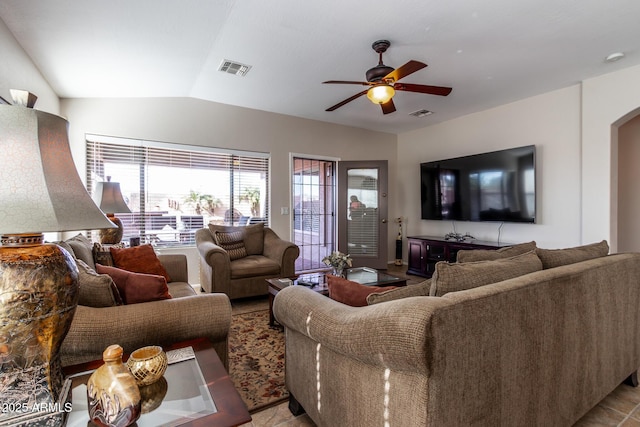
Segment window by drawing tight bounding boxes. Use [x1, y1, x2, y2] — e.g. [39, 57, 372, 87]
[86, 135, 269, 247]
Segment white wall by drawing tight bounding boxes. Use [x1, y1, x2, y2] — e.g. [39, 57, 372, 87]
[0, 18, 59, 113]
[397, 85, 583, 248]
[60, 97, 398, 282]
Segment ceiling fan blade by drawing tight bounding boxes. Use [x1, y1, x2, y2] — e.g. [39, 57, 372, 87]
[323, 80, 372, 86]
[384, 60, 427, 82]
[326, 90, 369, 111]
[380, 99, 396, 115]
[395, 82, 452, 96]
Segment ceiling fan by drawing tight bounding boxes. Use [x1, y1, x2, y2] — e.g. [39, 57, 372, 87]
[323, 40, 452, 115]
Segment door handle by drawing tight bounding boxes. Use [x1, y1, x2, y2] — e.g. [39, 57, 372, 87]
[381, 219, 388, 224]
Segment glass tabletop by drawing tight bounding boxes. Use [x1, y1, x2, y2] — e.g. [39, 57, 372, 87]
[293, 267, 405, 291]
[65, 347, 217, 427]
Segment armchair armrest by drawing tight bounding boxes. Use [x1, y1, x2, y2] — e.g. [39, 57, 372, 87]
[273, 285, 449, 373]
[195, 228, 231, 294]
[62, 293, 232, 368]
[263, 228, 299, 276]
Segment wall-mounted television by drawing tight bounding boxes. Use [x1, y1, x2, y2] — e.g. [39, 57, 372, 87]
[420, 145, 536, 223]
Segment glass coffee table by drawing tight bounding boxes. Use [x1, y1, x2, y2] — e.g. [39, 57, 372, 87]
[267, 267, 407, 326]
[62, 338, 251, 427]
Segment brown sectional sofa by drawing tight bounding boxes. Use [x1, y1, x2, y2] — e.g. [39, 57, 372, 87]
[274, 242, 640, 426]
[59, 236, 231, 368]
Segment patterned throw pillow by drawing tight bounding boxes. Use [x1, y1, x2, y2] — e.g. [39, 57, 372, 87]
[214, 230, 248, 260]
[430, 250, 543, 297]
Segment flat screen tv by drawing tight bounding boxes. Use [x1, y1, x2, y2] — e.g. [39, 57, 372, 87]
[420, 145, 536, 223]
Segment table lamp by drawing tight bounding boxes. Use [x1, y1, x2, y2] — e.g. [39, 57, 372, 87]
[0, 90, 116, 426]
[93, 176, 132, 244]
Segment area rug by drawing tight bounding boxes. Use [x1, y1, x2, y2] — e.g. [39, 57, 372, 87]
[228, 309, 288, 413]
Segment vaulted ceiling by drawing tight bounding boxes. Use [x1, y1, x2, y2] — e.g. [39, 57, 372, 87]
[1, 0, 639, 134]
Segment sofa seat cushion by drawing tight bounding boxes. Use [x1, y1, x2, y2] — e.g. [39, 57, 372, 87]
[457, 241, 537, 263]
[96, 264, 172, 305]
[430, 250, 543, 297]
[535, 240, 609, 269]
[167, 281, 198, 298]
[230, 255, 280, 279]
[327, 275, 397, 307]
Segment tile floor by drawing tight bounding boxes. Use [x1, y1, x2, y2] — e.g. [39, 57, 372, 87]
[234, 265, 640, 427]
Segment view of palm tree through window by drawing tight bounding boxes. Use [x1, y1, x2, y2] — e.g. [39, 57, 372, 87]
[86, 137, 269, 246]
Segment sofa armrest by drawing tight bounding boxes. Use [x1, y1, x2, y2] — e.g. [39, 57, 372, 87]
[158, 254, 188, 283]
[62, 293, 232, 368]
[273, 285, 449, 373]
[263, 228, 299, 276]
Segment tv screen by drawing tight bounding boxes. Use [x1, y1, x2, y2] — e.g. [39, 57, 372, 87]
[420, 145, 536, 223]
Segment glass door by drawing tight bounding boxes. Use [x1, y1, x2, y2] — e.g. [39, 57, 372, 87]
[338, 160, 388, 269]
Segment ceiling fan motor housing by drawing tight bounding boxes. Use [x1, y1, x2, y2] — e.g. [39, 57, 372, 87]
[366, 64, 394, 82]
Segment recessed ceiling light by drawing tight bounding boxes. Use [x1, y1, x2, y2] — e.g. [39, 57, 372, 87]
[605, 52, 625, 63]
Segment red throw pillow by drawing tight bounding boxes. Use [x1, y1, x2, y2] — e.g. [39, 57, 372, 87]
[96, 264, 172, 305]
[109, 244, 171, 282]
[327, 275, 397, 307]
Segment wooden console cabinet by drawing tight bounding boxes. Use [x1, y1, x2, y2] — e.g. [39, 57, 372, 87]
[407, 235, 510, 278]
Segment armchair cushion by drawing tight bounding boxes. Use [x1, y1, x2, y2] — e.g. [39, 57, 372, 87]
[109, 244, 171, 282]
[208, 222, 265, 255]
[327, 275, 397, 307]
[96, 263, 172, 305]
[77, 259, 123, 307]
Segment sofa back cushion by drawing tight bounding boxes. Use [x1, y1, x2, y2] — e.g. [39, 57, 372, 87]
[535, 240, 609, 269]
[456, 241, 537, 263]
[76, 259, 123, 307]
[430, 250, 543, 297]
[208, 222, 265, 258]
[366, 279, 432, 305]
[96, 264, 172, 305]
[65, 233, 96, 269]
[327, 275, 397, 307]
[109, 244, 171, 282]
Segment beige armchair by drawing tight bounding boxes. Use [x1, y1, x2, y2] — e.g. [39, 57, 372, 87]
[196, 224, 299, 299]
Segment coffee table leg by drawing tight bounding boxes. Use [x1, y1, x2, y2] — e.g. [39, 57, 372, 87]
[269, 292, 275, 326]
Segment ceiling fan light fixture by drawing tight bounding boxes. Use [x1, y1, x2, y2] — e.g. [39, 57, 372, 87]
[367, 84, 395, 104]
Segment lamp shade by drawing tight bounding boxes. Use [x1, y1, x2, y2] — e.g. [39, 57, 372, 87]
[0, 105, 115, 235]
[93, 180, 132, 214]
[367, 84, 395, 104]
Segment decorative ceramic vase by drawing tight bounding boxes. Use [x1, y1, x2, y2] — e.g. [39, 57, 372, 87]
[332, 266, 344, 277]
[126, 345, 168, 386]
[0, 242, 77, 427]
[87, 345, 141, 427]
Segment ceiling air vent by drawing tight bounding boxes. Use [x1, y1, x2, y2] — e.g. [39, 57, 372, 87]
[218, 59, 251, 76]
[409, 109, 433, 118]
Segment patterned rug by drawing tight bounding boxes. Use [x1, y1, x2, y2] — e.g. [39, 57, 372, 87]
[228, 309, 288, 413]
